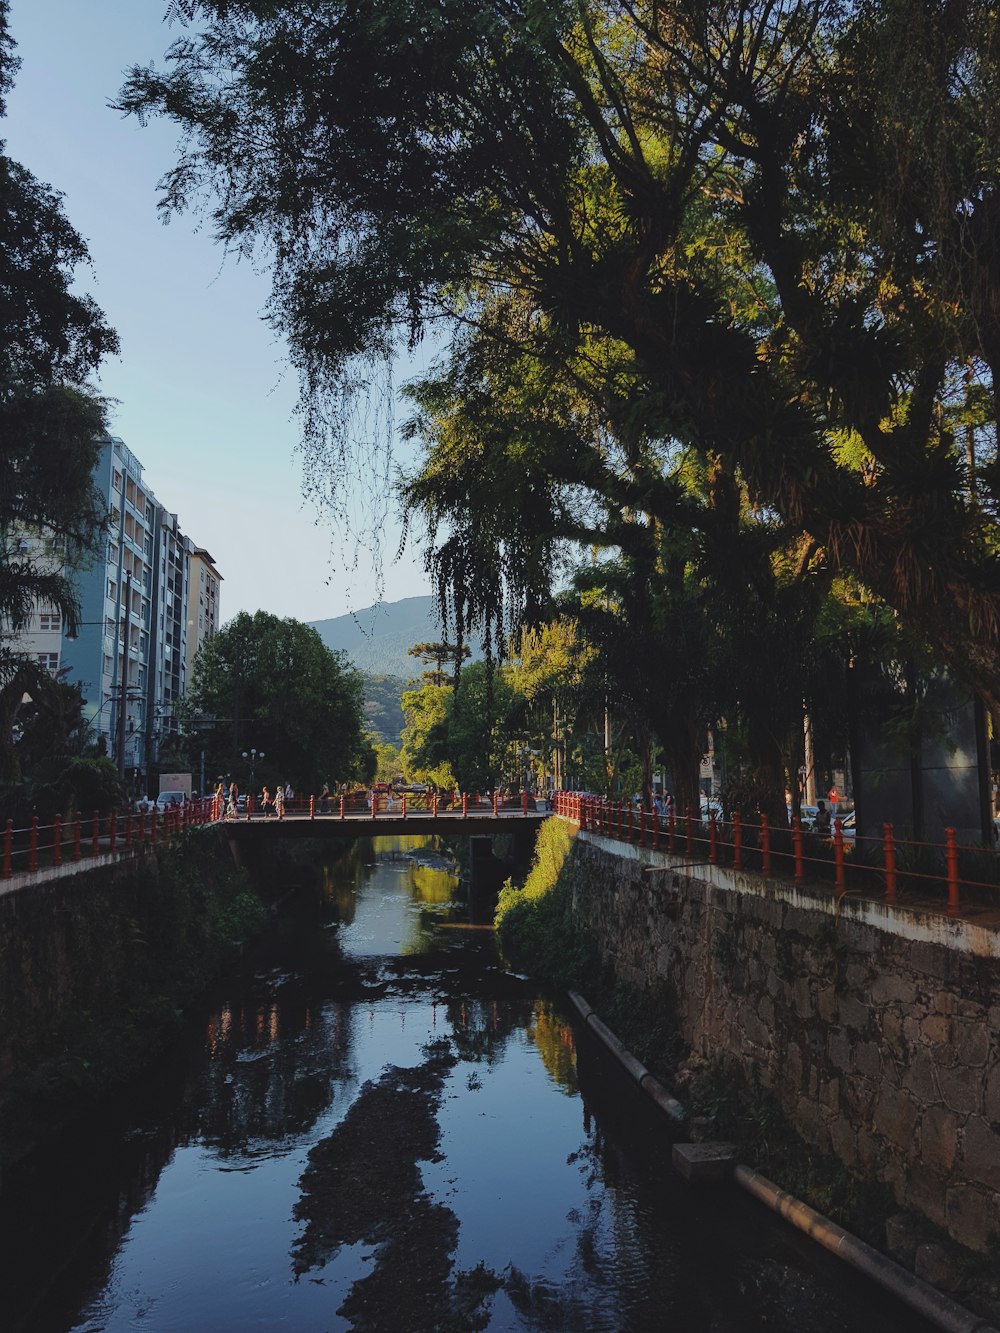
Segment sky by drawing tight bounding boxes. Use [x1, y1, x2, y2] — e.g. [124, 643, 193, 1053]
[4, 0, 433, 626]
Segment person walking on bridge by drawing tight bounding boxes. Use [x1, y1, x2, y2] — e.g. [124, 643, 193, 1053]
[274, 783, 285, 820]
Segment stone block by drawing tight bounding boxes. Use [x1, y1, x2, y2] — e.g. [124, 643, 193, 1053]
[905, 1166, 950, 1229]
[953, 1019, 991, 1070]
[920, 1013, 952, 1047]
[920, 1106, 958, 1173]
[901, 1049, 939, 1103]
[854, 1041, 882, 1080]
[885, 1212, 931, 1267]
[838, 994, 870, 1032]
[856, 1126, 885, 1174]
[961, 1117, 1000, 1192]
[938, 1062, 983, 1117]
[792, 975, 813, 1020]
[911, 942, 948, 981]
[871, 973, 918, 1007]
[672, 1141, 737, 1183]
[816, 983, 837, 1023]
[828, 1027, 852, 1073]
[986, 1062, 1000, 1126]
[874, 1085, 919, 1151]
[820, 1076, 840, 1113]
[829, 1116, 857, 1169]
[946, 1184, 999, 1253]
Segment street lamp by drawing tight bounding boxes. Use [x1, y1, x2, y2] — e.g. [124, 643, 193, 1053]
[242, 747, 264, 793]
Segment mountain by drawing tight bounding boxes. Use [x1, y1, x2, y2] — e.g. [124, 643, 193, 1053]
[309, 595, 452, 680]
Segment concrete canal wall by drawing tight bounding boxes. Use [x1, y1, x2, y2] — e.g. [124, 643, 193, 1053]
[568, 831, 1000, 1254]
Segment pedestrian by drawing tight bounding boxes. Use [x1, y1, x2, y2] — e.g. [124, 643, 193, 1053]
[814, 799, 831, 834]
[274, 783, 285, 820]
[214, 782, 225, 820]
[260, 785, 273, 818]
[319, 783, 330, 814]
[227, 781, 239, 820]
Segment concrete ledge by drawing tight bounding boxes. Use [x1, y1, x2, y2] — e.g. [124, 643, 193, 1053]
[672, 1141, 737, 1183]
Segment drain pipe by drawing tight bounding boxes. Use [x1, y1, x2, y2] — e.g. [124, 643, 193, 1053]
[567, 990, 999, 1333]
[567, 990, 686, 1123]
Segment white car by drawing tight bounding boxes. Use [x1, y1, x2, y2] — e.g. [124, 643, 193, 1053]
[155, 790, 187, 811]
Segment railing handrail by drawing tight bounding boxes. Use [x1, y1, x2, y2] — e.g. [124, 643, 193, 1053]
[552, 790, 1000, 920]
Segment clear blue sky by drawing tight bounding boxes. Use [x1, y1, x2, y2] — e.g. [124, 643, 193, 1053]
[5, 0, 432, 626]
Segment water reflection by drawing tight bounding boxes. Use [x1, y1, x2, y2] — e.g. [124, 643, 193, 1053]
[0, 836, 937, 1333]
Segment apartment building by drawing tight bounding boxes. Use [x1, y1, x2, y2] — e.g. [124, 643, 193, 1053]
[16, 434, 222, 793]
[185, 544, 223, 685]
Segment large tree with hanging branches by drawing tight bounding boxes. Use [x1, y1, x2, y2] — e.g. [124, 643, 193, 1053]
[120, 1, 1000, 721]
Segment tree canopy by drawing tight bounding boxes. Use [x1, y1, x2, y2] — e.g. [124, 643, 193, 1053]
[0, 1, 119, 780]
[120, 2, 1000, 817]
[187, 611, 369, 792]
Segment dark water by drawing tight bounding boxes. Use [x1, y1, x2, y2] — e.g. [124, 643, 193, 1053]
[0, 836, 933, 1332]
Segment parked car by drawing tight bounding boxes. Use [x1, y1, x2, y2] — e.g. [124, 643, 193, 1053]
[155, 790, 186, 811]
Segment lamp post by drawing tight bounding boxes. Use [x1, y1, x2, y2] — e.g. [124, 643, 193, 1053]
[242, 747, 264, 794]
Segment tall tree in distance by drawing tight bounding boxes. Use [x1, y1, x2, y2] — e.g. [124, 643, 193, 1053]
[187, 612, 368, 793]
[0, 1, 119, 781]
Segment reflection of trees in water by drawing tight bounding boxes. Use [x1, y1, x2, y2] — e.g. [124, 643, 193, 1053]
[527, 1001, 579, 1095]
[186, 993, 356, 1155]
[440, 994, 535, 1066]
[291, 1039, 499, 1331]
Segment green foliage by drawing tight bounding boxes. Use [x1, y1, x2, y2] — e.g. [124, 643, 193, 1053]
[495, 818, 599, 989]
[361, 673, 407, 745]
[188, 610, 367, 793]
[0, 4, 118, 774]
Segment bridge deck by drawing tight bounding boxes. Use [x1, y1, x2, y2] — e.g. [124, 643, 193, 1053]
[221, 810, 548, 838]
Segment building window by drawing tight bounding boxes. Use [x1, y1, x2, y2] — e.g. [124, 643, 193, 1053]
[108, 579, 116, 600]
[112, 469, 122, 492]
[36, 652, 59, 673]
[39, 611, 61, 631]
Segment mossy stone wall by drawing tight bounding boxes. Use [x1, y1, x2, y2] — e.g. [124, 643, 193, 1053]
[566, 832, 1000, 1253]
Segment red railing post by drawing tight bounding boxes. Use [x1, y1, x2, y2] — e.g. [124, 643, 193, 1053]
[639, 805, 646, 847]
[652, 805, 660, 851]
[29, 816, 38, 872]
[310, 794, 316, 820]
[462, 792, 468, 818]
[109, 810, 117, 854]
[493, 790, 499, 817]
[138, 810, 146, 844]
[338, 794, 345, 820]
[733, 811, 742, 871]
[833, 818, 845, 892]
[126, 810, 134, 849]
[91, 810, 100, 858]
[761, 813, 771, 876]
[627, 802, 634, 842]
[685, 805, 693, 858]
[432, 792, 439, 818]
[709, 810, 717, 865]
[945, 827, 960, 917]
[74, 811, 82, 860]
[246, 794, 253, 821]
[151, 809, 158, 845]
[793, 816, 804, 883]
[522, 789, 528, 816]
[371, 791, 378, 819]
[53, 813, 62, 867]
[3, 818, 11, 877]
[668, 808, 676, 853]
[883, 823, 897, 900]
[402, 792, 408, 819]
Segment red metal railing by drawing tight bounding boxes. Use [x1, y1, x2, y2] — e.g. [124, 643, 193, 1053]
[553, 791, 1000, 917]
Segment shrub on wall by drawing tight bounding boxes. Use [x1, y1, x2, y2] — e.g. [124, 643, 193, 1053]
[495, 817, 599, 988]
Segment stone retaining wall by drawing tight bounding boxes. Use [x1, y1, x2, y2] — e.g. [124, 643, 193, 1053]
[568, 831, 1000, 1252]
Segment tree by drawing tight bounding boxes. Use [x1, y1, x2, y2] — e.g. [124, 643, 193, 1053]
[188, 612, 367, 792]
[120, 1, 1000, 717]
[0, 3, 119, 781]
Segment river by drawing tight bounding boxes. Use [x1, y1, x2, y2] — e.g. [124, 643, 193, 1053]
[0, 835, 934, 1332]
